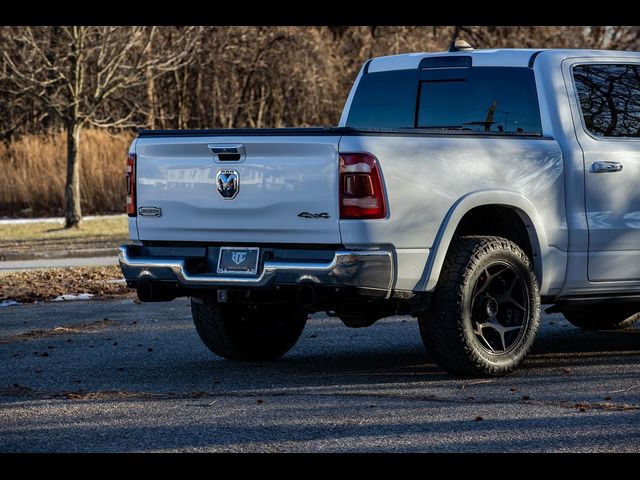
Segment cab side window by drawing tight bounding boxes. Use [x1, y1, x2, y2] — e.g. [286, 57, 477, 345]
[573, 64, 640, 138]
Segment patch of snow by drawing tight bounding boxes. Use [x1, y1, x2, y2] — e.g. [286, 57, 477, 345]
[52, 293, 95, 302]
[0, 300, 21, 307]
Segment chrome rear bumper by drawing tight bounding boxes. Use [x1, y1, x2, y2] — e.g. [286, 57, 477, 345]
[118, 245, 393, 294]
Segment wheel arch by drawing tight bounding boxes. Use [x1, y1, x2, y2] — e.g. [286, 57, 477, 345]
[420, 190, 551, 295]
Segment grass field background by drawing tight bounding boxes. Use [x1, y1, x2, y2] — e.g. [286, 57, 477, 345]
[0, 216, 128, 242]
[0, 215, 129, 261]
[0, 129, 133, 218]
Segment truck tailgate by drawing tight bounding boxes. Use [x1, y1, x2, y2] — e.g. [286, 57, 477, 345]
[134, 135, 341, 244]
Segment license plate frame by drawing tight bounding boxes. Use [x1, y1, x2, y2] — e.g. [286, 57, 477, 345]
[216, 246, 260, 275]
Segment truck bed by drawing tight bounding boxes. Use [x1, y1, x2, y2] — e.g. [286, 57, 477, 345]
[137, 127, 350, 137]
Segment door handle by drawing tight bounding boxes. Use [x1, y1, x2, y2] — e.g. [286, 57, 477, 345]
[591, 161, 623, 173]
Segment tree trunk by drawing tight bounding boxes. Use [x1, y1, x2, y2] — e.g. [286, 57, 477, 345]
[64, 122, 82, 228]
[146, 65, 156, 129]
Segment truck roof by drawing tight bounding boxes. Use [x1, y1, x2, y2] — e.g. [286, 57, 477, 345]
[367, 48, 640, 73]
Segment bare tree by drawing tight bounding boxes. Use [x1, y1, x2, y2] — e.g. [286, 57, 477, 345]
[0, 26, 198, 227]
[3, 26, 640, 220]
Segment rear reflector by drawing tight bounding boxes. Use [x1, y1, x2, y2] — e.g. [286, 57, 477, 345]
[126, 153, 136, 216]
[339, 153, 386, 219]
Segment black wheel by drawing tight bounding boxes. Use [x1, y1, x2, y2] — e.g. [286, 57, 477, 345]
[418, 236, 540, 376]
[562, 304, 640, 330]
[190, 299, 307, 360]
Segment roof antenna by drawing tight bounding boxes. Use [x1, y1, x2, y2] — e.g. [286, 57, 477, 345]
[449, 39, 474, 52]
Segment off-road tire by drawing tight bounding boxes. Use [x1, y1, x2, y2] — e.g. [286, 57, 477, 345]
[418, 236, 540, 376]
[190, 299, 307, 360]
[562, 305, 640, 330]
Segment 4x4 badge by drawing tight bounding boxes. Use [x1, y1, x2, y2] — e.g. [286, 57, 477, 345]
[217, 170, 239, 199]
[298, 211, 330, 219]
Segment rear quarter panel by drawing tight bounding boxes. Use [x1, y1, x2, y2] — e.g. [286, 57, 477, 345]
[338, 134, 566, 292]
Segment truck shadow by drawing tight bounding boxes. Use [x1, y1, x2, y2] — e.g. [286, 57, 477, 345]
[181, 321, 640, 387]
[524, 323, 640, 368]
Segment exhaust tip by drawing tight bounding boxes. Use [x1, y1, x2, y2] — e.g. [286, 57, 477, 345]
[137, 280, 154, 302]
[136, 280, 176, 302]
[297, 284, 316, 308]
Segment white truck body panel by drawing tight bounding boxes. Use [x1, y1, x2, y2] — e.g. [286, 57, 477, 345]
[338, 134, 564, 293]
[135, 136, 341, 244]
[561, 56, 640, 283]
[128, 48, 640, 300]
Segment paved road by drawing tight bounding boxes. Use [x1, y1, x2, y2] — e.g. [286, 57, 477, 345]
[0, 298, 639, 452]
[0, 256, 118, 273]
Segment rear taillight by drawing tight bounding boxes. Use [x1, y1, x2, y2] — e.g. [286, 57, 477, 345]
[339, 153, 387, 219]
[126, 153, 136, 216]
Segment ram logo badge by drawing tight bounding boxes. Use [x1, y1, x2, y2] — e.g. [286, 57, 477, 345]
[298, 211, 330, 219]
[138, 206, 162, 217]
[217, 169, 239, 199]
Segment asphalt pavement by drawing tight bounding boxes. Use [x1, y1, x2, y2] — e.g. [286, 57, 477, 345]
[0, 298, 639, 452]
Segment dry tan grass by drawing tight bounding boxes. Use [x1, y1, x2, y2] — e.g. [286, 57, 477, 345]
[0, 215, 128, 242]
[0, 129, 134, 217]
[0, 216, 129, 261]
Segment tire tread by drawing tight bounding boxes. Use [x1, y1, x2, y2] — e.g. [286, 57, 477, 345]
[419, 235, 540, 376]
[190, 300, 307, 360]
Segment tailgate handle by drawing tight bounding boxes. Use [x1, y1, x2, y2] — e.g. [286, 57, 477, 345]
[218, 153, 241, 161]
[208, 144, 245, 162]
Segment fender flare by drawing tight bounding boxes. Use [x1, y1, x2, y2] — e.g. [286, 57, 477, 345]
[420, 190, 551, 295]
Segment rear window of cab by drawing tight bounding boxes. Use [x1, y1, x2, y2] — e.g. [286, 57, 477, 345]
[346, 66, 543, 136]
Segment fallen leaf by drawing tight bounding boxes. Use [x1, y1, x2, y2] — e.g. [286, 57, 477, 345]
[522, 395, 530, 401]
[256, 399, 264, 404]
[475, 416, 483, 422]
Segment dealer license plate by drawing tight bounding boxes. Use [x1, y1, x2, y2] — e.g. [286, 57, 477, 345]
[216, 247, 260, 275]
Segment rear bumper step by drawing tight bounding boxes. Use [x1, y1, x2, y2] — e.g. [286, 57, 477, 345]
[118, 245, 393, 294]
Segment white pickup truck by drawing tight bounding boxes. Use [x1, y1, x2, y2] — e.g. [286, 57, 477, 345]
[120, 43, 640, 376]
